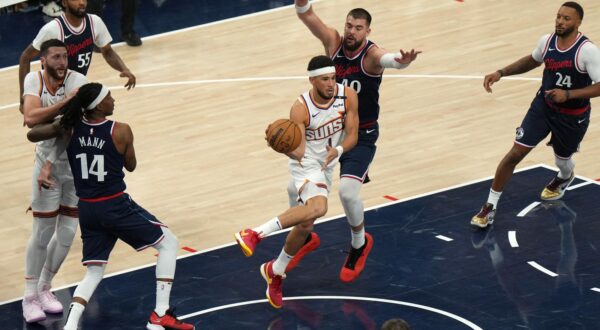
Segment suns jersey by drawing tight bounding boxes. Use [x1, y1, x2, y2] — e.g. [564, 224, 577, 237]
[332, 39, 382, 128]
[298, 83, 347, 162]
[22, 69, 88, 161]
[67, 119, 126, 199]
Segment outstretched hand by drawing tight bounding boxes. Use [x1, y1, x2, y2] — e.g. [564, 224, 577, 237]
[121, 70, 136, 90]
[396, 49, 422, 64]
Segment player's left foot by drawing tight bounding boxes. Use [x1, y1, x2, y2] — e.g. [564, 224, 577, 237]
[541, 172, 575, 201]
[260, 260, 285, 308]
[234, 229, 261, 257]
[38, 286, 63, 314]
[339, 233, 373, 283]
[146, 308, 194, 330]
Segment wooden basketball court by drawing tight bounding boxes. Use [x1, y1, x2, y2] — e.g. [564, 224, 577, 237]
[0, 0, 598, 302]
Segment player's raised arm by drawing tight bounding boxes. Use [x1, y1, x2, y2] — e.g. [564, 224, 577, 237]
[286, 98, 309, 162]
[18, 45, 41, 112]
[294, 0, 340, 55]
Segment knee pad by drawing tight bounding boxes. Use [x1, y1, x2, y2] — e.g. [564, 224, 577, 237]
[339, 178, 362, 203]
[34, 218, 57, 248]
[56, 216, 78, 247]
[156, 227, 179, 252]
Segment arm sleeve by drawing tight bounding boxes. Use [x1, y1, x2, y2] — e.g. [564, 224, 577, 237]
[578, 42, 600, 82]
[90, 15, 112, 47]
[32, 21, 60, 50]
[531, 34, 551, 63]
[23, 72, 42, 97]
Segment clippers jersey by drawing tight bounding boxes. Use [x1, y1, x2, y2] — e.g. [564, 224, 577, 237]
[67, 120, 126, 199]
[539, 33, 592, 113]
[56, 14, 96, 75]
[22, 69, 88, 161]
[332, 39, 382, 127]
[299, 83, 347, 162]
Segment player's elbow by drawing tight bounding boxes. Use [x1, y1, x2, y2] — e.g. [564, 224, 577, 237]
[125, 160, 136, 172]
[23, 116, 37, 128]
[26, 130, 38, 142]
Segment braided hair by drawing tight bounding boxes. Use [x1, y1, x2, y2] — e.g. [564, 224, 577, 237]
[59, 82, 103, 130]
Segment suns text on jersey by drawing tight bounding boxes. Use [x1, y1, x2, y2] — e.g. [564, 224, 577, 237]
[78, 136, 106, 150]
[306, 117, 344, 141]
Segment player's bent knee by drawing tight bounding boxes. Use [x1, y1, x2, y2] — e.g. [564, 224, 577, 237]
[56, 220, 78, 247]
[36, 220, 56, 247]
[156, 227, 179, 252]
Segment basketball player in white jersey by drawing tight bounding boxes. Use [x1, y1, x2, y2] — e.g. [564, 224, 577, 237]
[21, 39, 88, 323]
[18, 0, 135, 110]
[235, 55, 359, 308]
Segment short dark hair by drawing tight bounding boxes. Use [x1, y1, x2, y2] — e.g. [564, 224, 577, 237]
[562, 1, 584, 20]
[307, 55, 334, 71]
[347, 8, 372, 26]
[381, 318, 411, 330]
[40, 39, 67, 57]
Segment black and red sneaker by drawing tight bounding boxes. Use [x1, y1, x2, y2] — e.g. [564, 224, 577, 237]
[146, 308, 194, 330]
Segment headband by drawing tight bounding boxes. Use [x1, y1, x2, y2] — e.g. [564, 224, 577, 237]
[308, 66, 336, 77]
[85, 86, 110, 111]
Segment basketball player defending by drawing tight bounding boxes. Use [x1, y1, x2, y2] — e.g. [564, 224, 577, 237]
[235, 55, 358, 308]
[19, 0, 136, 110]
[292, 1, 421, 281]
[27, 83, 194, 330]
[471, 1, 600, 228]
[21, 39, 88, 323]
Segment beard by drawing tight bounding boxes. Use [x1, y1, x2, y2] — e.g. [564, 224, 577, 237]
[46, 65, 66, 80]
[66, 6, 86, 18]
[555, 25, 574, 36]
[316, 88, 333, 100]
[343, 38, 362, 52]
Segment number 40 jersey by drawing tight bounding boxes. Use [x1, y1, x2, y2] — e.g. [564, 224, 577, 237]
[67, 119, 126, 199]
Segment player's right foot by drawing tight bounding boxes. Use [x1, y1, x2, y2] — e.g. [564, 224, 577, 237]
[340, 233, 373, 283]
[38, 286, 63, 314]
[22, 296, 46, 323]
[471, 203, 496, 228]
[234, 229, 261, 257]
[260, 260, 285, 308]
[541, 172, 575, 201]
[285, 232, 320, 272]
[146, 308, 195, 330]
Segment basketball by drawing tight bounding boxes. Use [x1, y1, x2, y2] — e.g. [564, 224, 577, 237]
[266, 119, 302, 153]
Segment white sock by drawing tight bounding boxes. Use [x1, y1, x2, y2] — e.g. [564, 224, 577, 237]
[63, 302, 85, 330]
[272, 248, 293, 275]
[555, 156, 575, 179]
[351, 227, 365, 249]
[25, 278, 39, 297]
[155, 280, 172, 316]
[253, 217, 282, 238]
[487, 189, 502, 209]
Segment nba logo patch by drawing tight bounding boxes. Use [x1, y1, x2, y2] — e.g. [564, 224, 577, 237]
[89, 128, 94, 135]
[515, 127, 524, 140]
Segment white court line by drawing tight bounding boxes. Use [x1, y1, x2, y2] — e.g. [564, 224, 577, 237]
[517, 202, 541, 217]
[436, 235, 453, 242]
[591, 288, 600, 293]
[0, 164, 561, 305]
[178, 295, 483, 330]
[527, 261, 558, 277]
[508, 231, 519, 248]
[567, 181, 593, 190]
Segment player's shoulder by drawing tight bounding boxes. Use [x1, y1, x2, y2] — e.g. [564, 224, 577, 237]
[88, 13, 105, 25]
[65, 70, 88, 86]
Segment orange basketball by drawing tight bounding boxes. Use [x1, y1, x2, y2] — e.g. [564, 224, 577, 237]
[266, 119, 302, 153]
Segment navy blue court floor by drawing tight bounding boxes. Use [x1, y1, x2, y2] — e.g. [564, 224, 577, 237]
[1, 165, 599, 329]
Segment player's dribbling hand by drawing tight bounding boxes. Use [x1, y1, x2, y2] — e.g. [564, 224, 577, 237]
[37, 161, 56, 191]
[121, 70, 136, 90]
[483, 71, 502, 93]
[396, 49, 422, 64]
[322, 145, 338, 170]
[544, 89, 569, 103]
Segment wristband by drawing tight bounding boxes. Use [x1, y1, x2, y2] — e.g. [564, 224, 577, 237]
[295, 2, 311, 14]
[496, 69, 505, 77]
[335, 145, 344, 156]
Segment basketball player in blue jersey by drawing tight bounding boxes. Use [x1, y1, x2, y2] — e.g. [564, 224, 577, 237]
[293, 1, 421, 282]
[19, 0, 136, 110]
[471, 2, 600, 228]
[235, 55, 359, 308]
[27, 83, 194, 330]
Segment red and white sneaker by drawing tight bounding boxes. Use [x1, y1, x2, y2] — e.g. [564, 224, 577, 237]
[339, 233, 374, 283]
[234, 229, 261, 257]
[38, 286, 63, 314]
[260, 260, 285, 308]
[285, 232, 320, 272]
[147, 308, 195, 330]
[22, 295, 46, 323]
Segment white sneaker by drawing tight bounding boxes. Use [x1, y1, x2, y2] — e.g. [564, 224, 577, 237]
[38, 287, 63, 313]
[42, 1, 62, 17]
[22, 296, 46, 323]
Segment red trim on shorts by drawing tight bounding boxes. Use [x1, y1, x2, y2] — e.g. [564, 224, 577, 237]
[359, 120, 377, 129]
[544, 99, 590, 115]
[79, 191, 124, 202]
[32, 209, 60, 218]
[59, 205, 79, 217]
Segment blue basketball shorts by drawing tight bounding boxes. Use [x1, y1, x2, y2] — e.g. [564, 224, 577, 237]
[78, 193, 165, 264]
[339, 123, 379, 182]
